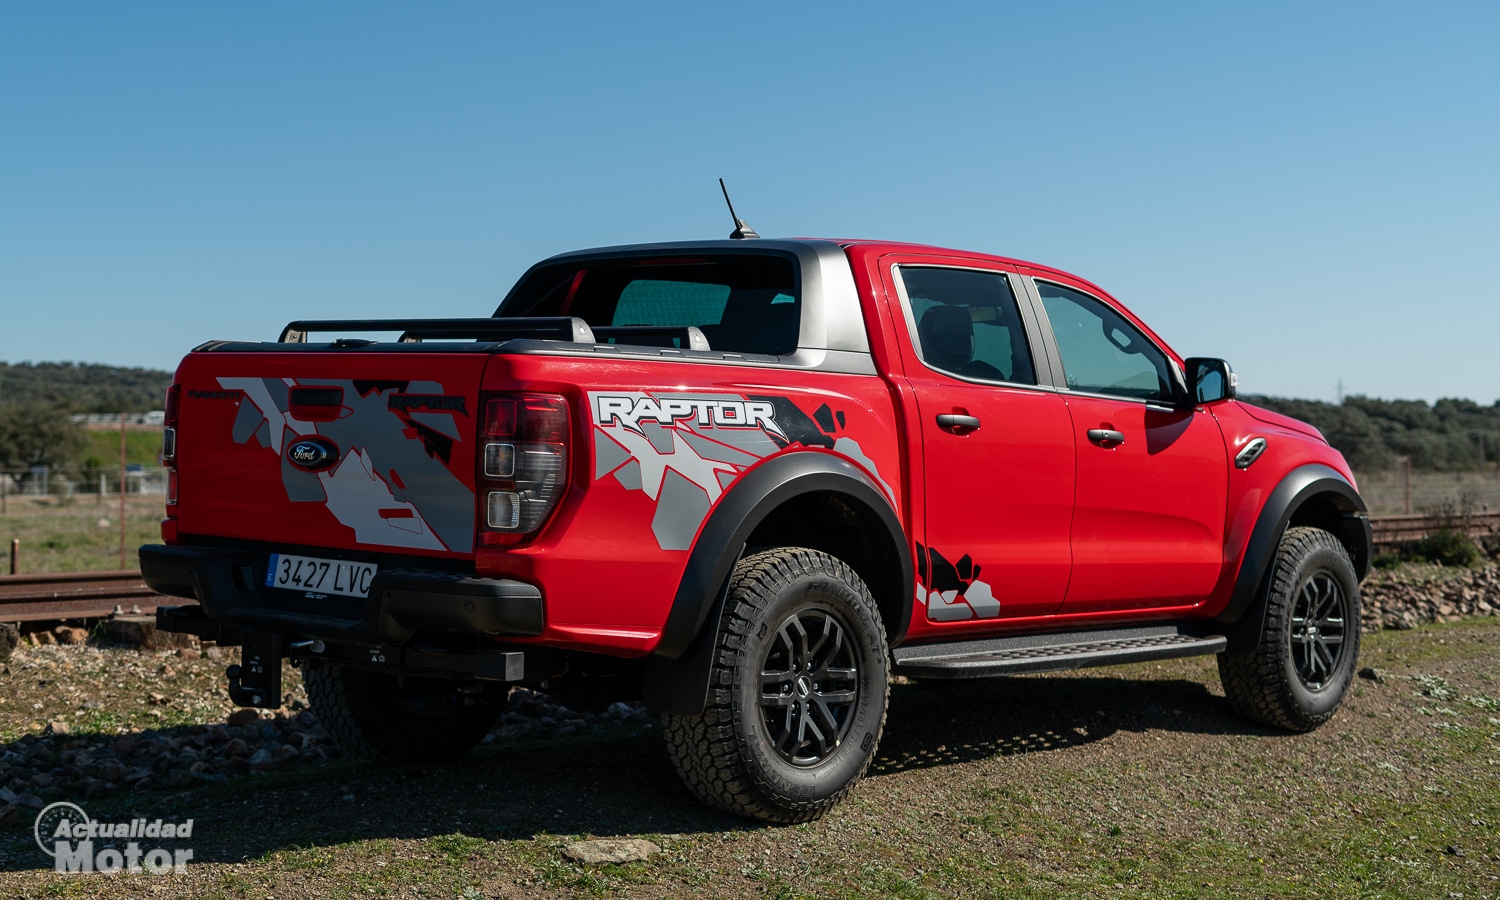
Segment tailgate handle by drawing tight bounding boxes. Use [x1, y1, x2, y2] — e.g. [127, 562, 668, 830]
[290, 387, 345, 422]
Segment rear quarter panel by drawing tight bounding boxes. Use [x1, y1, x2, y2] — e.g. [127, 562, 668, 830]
[475, 353, 904, 654]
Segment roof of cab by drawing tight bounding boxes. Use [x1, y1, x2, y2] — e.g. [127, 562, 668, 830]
[534, 237, 1115, 307]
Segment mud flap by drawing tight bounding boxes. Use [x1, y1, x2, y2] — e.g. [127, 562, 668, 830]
[226, 631, 284, 708]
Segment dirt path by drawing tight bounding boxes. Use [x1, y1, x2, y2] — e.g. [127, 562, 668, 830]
[1, 620, 1498, 898]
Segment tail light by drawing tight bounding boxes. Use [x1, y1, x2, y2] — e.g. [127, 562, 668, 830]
[478, 392, 569, 545]
[162, 384, 181, 506]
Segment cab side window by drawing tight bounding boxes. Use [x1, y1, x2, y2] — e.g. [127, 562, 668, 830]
[1036, 281, 1173, 402]
[898, 267, 1036, 385]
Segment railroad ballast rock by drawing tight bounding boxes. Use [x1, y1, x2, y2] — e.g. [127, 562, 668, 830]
[1360, 564, 1500, 631]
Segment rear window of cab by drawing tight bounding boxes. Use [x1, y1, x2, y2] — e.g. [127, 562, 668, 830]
[496, 255, 799, 356]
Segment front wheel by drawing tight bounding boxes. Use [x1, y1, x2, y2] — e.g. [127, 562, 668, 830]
[1219, 526, 1362, 732]
[662, 548, 889, 824]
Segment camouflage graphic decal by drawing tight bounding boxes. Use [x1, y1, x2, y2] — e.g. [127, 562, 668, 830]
[590, 392, 890, 551]
[915, 543, 1000, 621]
[219, 377, 474, 552]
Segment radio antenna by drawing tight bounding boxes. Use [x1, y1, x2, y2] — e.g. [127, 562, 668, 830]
[718, 178, 760, 240]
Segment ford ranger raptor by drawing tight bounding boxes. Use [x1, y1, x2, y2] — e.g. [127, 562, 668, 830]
[141, 237, 1371, 823]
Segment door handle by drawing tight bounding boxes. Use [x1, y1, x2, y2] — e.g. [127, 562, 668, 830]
[1087, 428, 1125, 446]
[936, 414, 981, 433]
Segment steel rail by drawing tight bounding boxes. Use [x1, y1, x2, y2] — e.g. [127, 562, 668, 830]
[1370, 511, 1500, 547]
[0, 571, 167, 622]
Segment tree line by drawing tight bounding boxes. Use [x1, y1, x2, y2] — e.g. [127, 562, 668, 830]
[1244, 395, 1500, 472]
[0, 362, 172, 469]
[0, 362, 171, 414]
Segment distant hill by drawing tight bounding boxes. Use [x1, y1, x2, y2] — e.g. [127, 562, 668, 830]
[0, 362, 173, 414]
[1243, 395, 1500, 472]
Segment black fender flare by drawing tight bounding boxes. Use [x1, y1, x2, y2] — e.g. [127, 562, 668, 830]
[1217, 463, 1372, 651]
[642, 451, 912, 715]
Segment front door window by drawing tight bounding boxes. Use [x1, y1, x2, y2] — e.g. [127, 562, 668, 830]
[1036, 281, 1174, 402]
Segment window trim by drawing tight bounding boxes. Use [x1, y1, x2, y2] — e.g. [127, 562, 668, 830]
[889, 262, 1056, 390]
[1025, 276, 1188, 407]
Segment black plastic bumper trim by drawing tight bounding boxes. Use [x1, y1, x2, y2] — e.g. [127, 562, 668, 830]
[142, 544, 544, 646]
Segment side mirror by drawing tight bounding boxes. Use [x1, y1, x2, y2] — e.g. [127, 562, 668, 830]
[1185, 357, 1237, 404]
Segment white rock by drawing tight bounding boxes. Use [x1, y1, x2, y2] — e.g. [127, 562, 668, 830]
[563, 838, 661, 865]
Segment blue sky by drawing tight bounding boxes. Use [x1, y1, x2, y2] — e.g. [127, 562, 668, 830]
[2, 2, 1496, 403]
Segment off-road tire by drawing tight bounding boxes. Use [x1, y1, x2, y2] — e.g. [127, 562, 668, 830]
[1218, 526, 1362, 732]
[304, 663, 505, 762]
[662, 548, 889, 824]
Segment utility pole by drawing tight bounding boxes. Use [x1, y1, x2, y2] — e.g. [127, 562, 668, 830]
[1337, 378, 1344, 404]
[119, 413, 127, 570]
[1402, 455, 1412, 514]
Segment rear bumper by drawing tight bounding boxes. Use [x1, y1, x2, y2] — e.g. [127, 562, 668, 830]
[140, 544, 544, 646]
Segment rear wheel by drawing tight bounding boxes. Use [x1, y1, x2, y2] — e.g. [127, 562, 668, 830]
[662, 548, 889, 824]
[1218, 526, 1362, 732]
[304, 663, 505, 762]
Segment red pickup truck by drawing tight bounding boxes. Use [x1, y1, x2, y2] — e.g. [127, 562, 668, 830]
[142, 237, 1371, 823]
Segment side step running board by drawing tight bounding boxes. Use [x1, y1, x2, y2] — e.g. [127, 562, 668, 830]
[893, 625, 1227, 680]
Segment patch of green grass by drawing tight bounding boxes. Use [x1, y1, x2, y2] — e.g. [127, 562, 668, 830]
[258, 844, 336, 871]
[0, 494, 162, 572]
[426, 831, 488, 862]
[83, 429, 165, 468]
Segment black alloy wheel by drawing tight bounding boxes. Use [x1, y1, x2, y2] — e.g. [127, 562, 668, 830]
[661, 547, 889, 823]
[1218, 526, 1362, 732]
[758, 606, 861, 766]
[1289, 571, 1349, 691]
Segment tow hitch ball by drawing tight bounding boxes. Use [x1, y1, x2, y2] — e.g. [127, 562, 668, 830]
[226, 630, 285, 709]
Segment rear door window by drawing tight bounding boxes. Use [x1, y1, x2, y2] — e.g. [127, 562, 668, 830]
[896, 266, 1037, 385]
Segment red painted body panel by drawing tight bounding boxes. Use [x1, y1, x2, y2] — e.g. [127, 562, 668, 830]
[870, 255, 1075, 625]
[1193, 398, 1356, 620]
[1060, 395, 1227, 611]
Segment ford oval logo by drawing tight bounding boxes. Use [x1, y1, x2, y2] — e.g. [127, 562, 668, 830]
[286, 437, 340, 471]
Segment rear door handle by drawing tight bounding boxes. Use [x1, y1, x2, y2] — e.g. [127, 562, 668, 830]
[936, 414, 981, 433]
[1087, 428, 1125, 446]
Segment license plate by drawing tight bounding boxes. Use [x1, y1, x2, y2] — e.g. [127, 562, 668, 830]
[265, 553, 377, 598]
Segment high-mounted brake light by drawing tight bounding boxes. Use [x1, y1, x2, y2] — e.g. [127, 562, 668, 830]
[477, 392, 569, 545]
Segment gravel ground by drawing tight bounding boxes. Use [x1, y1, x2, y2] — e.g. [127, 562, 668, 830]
[0, 643, 651, 817]
[0, 581, 1496, 897]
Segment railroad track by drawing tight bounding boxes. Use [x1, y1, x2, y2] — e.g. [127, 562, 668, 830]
[1369, 511, 1500, 546]
[0, 512, 1495, 623]
[0, 571, 168, 622]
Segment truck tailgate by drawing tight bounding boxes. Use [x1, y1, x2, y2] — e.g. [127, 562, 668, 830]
[171, 351, 487, 559]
